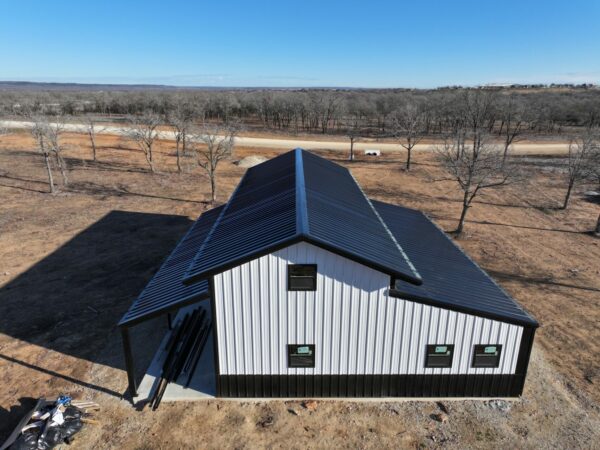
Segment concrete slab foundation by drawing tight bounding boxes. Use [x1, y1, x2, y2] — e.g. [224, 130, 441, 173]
[134, 303, 216, 404]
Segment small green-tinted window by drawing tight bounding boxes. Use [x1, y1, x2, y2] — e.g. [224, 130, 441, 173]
[288, 344, 315, 368]
[288, 264, 317, 291]
[472, 345, 502, 368]
[425, 344, 454, 368]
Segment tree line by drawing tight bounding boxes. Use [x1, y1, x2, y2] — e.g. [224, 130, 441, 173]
[2, 86, 600, 136]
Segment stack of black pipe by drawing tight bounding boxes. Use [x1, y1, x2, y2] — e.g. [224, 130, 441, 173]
[150, 307, 212, 410]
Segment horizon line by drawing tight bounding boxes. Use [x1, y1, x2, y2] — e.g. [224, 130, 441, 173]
[1, 79, 599, 91]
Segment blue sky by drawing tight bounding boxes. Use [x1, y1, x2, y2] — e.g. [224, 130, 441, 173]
[1, 0, 599, 87]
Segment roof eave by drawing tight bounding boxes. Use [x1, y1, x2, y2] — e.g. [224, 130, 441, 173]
[389, 288, 539, 328]
[182, 233, 423, 287]
[118, 290, 210, 328]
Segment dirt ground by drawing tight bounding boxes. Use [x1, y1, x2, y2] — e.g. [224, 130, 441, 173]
[0, 131, 599, 449]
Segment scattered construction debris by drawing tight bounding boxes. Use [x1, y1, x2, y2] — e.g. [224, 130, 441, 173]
[431, 412, 449, 423]
[149, 307, 212, 410]
[301, 400, 319, 412]
[1, 396, 101, 450]
[235, 155, 267, 168]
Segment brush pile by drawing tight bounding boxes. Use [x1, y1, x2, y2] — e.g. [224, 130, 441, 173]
[2, 396, 100, 450]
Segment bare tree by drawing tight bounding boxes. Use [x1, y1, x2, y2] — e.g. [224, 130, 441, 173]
[29, 118, 55, 193]
[562, 132, 599, 209]
[44, 117, 68, 186]
[390, 102, 425, 170]
[84, 114, 103, 161]
[166, 101, 195, 173]
[498, 95, 526, 165]
[437, 134, 517, 236]
[463, 90, 498, 133]
[126, 111, 161, 172]
[191, 124, 237, 202]
[346, 127, 360, 162]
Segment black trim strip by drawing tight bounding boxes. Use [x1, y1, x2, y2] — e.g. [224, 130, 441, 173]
[217, 374, 526, 398]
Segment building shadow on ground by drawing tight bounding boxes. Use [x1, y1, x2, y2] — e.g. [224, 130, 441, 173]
[0, 210, 195, 437]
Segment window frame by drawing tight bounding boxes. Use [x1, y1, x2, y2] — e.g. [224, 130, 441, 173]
[425, 344, 455, 368]
[287, 264, 317, 292]
[472, 344, 503, 368]
[287, 344, 316, 368]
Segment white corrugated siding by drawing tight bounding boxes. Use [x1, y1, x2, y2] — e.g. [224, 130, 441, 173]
[212, 242, 523, 376]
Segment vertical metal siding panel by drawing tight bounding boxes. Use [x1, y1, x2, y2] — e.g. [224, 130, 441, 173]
[224, 269, 233, 375]
[427, 308, 439, 375]
[330, 255, 342, 374]
[235, 266, 245, 375]
[408, 302, 421, 374]
[226, 270, 237, 375]
[259, 257, 269, 375]
[497, 323, 509, 373]
[251, 259, 261, 375]
[312, 250, 326, 375]
[459, 315, 475, 373]
[401, 301, 414, 373]
[513, 327, 524, 373]
[485, 320, 500, 376]
[348, 264, 360, 375]
[315, 250, 335, 375]
[340, 254, 352, 375]
[389, 298, 403, 373]
[240, 264, 251, 375]
[276, 251, 285, 375]
[226, 271, 235, 375]
[321, 251, 333, 375]
[381, 290, 396, 374]
[479, 319, 492, 376]
[364, 287, 375, 374]
[452, 313, 466, 375]
[506, 326, 523, 373]
[372, 286, 386, 374]
[443, 310, 456, 376]
[214, 273, 226, 374]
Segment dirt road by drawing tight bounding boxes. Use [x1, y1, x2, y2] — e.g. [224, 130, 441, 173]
[0, 119, 571, 154]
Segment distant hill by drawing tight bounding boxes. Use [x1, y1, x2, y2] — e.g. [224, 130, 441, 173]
[0, 81, 232, 92]
[0, 81, 362, 92]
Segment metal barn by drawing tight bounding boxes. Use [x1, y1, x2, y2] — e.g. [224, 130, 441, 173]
[119, 148, 538, 401]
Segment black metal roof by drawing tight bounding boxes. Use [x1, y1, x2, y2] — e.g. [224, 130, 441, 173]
[373, 200, 538, 327]
[118, 206, 223, 327]
[183, 149, 422, 285]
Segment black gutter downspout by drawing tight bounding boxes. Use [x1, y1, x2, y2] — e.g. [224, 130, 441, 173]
[121, 327, 137, 399]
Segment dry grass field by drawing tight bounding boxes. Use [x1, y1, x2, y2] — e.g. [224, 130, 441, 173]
[0, 131, 599, 449]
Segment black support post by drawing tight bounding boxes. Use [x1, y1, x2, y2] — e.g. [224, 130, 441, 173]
[121, 327, 137, 399]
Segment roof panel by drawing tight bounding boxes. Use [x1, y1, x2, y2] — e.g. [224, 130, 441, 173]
[183, 149, 421, 284]
[372, 200, 538, 327]
[118, 206, 224, 327]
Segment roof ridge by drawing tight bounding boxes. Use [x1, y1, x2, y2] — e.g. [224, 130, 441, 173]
[295, 148, 310, 236]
